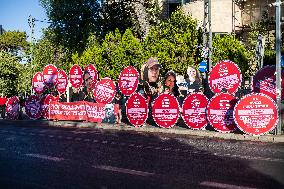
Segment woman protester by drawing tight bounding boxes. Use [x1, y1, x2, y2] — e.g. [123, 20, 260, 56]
[160, 71, 180, 98]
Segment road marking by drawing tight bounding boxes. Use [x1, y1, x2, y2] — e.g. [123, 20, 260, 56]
[25, 153, 64, 162]
[93, 139, 99, 143]
[200, 181, 257, 189]
[93, 165, 155, 177]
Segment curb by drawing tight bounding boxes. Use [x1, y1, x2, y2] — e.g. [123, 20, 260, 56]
[1, 119, 284, 143]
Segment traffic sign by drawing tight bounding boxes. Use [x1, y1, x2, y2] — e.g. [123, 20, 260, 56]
[199, 60, 207, 72]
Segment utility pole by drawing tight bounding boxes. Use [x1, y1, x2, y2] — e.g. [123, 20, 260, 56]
[28, 15, 35, 95]
[203, 0, 212, 72]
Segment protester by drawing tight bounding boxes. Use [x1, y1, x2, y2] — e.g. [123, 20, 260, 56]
[0, 94, 7, 119]
[59, 92, 67, 102]
[160, 71, 180, 97]
[70, 87, 83, 102]
[82, 70, 95, 102]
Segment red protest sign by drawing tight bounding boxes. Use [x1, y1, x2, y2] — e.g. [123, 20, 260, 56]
[118, 66, 139, 96]
[42, 64, 58, 88]
[84, 64, 98, 88]
[207, 93, 238, 133]
[0, 97, 7, 106]
[152, 93, 179, 128]
[41, 94, 57, 119]
[25, 95, 41, 120]
[209, 60, 242, 94]
[182, 93, 208, 130]
[6, 96, 20, 120]
[56, 70, 68, 94]
[32, 72, 45, 94]
[252, 65, 284, 101]
[126, 93, 148, 127]
[93, 78, 116, 104]
[234, 93, 278, 135]
[69, 65, 83, 88]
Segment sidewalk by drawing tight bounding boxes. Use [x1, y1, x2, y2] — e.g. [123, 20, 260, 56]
[1, 119, 284, 143]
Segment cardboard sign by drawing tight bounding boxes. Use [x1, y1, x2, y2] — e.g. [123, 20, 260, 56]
[25, 95, 41, 119]
[207, 93, 238, 133]
[252, 65, 284, 101]
[84, 64, 98, 88]
[209, 60, 242, 94]
[152, 93, 179, 128]
[56, 70, 68, 94]
[32, 72, 45, 94]
[93, 78, 116, 104]
[6, 96, 20, 120]
[41, 94, 57, 119]
[42, 64, 58, 88]
[234, 93, 278, 135]
[126, 93, 148, 127]
[182, 93, 208, 130]
[69, 65, 83, 88]
[118, 66, 139, 96]
[49, 101, 119, 123]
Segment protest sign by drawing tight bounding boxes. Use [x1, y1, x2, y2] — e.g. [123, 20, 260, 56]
[93, 78, 116, 104]
[84, 64, 98, 88]
[118, 66, 139, 96]
[6, 96, 20, 120]
[32, 72, 45, 94]
[42, 64, 58, 88]
[69, 65, 83, 88]
[56, 70, 68, 94]
[25, 95, 41, 119]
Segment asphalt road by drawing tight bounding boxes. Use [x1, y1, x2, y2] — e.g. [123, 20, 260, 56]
[0, 123, 284, 189]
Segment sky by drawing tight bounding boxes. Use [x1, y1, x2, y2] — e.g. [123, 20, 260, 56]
[0, 0, 49, 40]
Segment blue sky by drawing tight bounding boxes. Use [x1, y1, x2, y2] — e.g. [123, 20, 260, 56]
[0, 0, 49, 40]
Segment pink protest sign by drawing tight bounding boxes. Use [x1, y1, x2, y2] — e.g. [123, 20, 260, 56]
[41, 94, 57, 119]
[126, 93, 148, 127]
[93, 78, 116, 104]
[118, 66, 139, 96]
[182, 93, 208, 130]
[69, 65, 83, 88]
[84, 64, 98, 88]
[6, 96, 20, 120]
[252, 65, 284, 101]
[56, 70, 68, 94]
[25, 95, 41, 119]
[207, 93, 238, 133]
[209, 60, 242, 94]
[152, 93, 179, 128]
[32, 72, 45, 94]
[42, 64, 58, 88]
[234, 93, 278, 135]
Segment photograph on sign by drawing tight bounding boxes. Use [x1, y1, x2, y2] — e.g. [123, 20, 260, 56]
[56, 70, 68, 94]
[126, 93, 148, 127]
[152, 93, 180, 129]
[5, 96, 20, 120]
[208, 60, 242, 94]
[69, 64, 83, 88]
[206, 93, 238, 133]
[182, 93, 208, 130]
[42, 64, 58, 88]
[32, 72, 45, 94]
[84, 64, 98, 88]
[25, 95, 42, 120]
[118, 66, 139, 96]
[234, 93, 278, 135]
[93, 78, 116, 104]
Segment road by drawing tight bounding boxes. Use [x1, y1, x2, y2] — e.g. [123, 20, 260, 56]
[0, 123, 283, 189]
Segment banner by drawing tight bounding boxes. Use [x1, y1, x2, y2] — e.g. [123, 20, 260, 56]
[118, 66, 139, 96]
[84, 64, 98, 88]
[182, 93, 208, 130]
[126, 93, 148, 127]
[234, 93, 278, 135]
[25, 95, 42, 120]
[32, 72, 45, 94]
[41, 94, 58, 119]
[209, 60, 242, 94]
[6, 96, 20, 120]
[42, 64, 58, 88]
[152, 93, 179, 128]
[49, 101, 119, 123]
[56, 70, 68, 94]
[207, 93, 238, 133]
[94, 78, 116, 104]
[69, 64, 83, 88]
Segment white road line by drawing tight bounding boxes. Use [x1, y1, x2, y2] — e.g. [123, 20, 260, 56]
[93, 165, 155, 177]
[200, 181, 257, 189]
[25, 153, 64, 162]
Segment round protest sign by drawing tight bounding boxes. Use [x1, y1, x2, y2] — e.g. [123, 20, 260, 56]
[207, 93, 238, 133]
[126, 93, 148, 127]
[41, 94, 57, 119]
[32, 72, 45, 94]
[84, 64, 98, 88]
[42, 64, 58, 88]
[25, 95, 41, 120]
[56, 70, 68, 94]
[234, 93, 278, 135]
[93, 78, 116, 104]
[152, 93, 179, 128]
[118, 66, 139, 96]
[6, 96, 20, 120]
[252, 65, 284, 101]
[69, 64, 83, 88]
[182, 93, 208, 130]
[209, 60, 242, 94]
